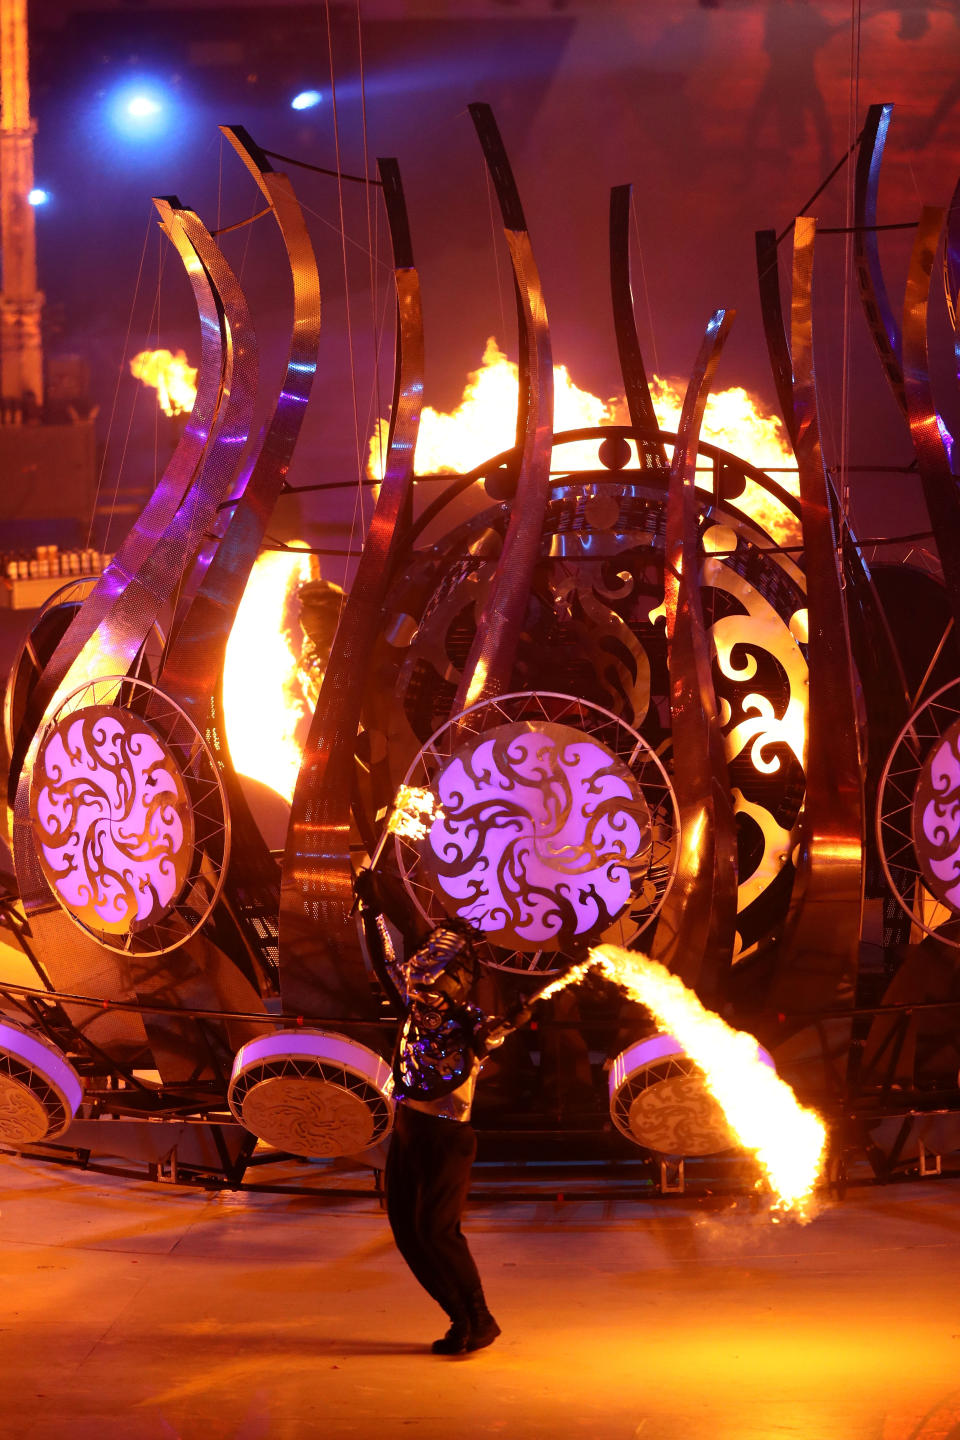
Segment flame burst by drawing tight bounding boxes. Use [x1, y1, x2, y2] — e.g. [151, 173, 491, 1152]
[539, 944, 827, 1219]
[367, 338, 798, 543]
[130, 348, 199, 418]
[387, 785, 444, 842]
[222, 547, 314, 802]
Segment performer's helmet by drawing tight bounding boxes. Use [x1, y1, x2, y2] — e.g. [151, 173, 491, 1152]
[406, 923, 477, 1004]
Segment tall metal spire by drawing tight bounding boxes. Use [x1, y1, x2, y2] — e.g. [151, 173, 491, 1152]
[0, 0, 43, 408]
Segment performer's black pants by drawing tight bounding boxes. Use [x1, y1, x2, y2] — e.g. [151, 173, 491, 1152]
[385, 1103, 483, 1321]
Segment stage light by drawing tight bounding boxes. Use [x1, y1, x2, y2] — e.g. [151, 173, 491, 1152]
[108, 83, 173, 142]
[27, 188, 49, 206]
[126, 94, 162, 119]
[291, 89, 322, 111]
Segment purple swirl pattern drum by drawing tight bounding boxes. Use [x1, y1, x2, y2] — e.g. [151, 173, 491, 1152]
[30, 706, 194, 935]
[0, 1020, 83, 1146]
[419, 720, 652, 952]
[912, 717, 960, 912]
[228, 1031, 394, 1158]
[609, 1033, 775, 1157]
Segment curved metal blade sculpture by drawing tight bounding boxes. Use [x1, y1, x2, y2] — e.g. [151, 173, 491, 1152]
[279, 155, 424, 1019]
[160, 128, 323, 997]
[650, 309, 738, 1007]
[769, 216, 864, 1020]
[452, 103, 554, 713]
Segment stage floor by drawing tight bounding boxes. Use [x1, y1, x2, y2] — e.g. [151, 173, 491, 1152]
[2, 1154, 959, 1440]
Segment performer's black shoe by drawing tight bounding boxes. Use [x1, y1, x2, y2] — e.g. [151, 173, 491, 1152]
[431, 1319, 470, 1355]
[465, 1292, 501, 1351]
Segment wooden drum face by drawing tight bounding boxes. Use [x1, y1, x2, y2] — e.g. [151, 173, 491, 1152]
[608, 1033, 775, 1157]
[0, 1021, 83, 1146]
[228, 1031, 394, 1158]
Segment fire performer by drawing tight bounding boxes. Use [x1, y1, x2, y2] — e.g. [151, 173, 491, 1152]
[355, 872, 533, 1356]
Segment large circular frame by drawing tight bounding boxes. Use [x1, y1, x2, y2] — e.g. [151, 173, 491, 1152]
[28, 674, 230, 958]
[877, 676, 960, 947]
[392, 690, 680, 975]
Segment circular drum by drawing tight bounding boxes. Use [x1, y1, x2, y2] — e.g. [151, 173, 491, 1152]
[228, 1031, 394, 1158]
[608, 1033, 775, 1157]
[0, 1020, 83, 1146]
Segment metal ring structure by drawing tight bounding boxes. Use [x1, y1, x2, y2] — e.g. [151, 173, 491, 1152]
[767, 216, 863, 1020]
[28, 675, 230, 958]
[453, 103, 554, 713]
[877, 676, 960, 947]
[0, 1019, 83, 1146]
[279, 155, 424, 1020]
[652, 308, 738, 1005]
[228, 1030, 394, 1157]
[609, 1032, 774, 1157]
[390, 690, 679, 976]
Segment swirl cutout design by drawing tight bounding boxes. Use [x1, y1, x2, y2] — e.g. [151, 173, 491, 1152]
[30, 706, 194, 934]
[419, 721, 651, 951]
[913, 718, 960, 912]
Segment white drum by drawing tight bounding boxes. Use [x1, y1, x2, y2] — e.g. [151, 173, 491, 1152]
[608, 1032, 775, 1157]
[228, 1030, 394, 1158]
[0, 1019, 83, 1145]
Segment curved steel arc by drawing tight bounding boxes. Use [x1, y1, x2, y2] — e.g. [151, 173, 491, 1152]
[609, 185, 668, 473]
[944, 176, 960, 392]
[771, 215, 863, 1020]
[155, 131, 323, 997]
[279, 155, 425, 1018]
[7, 199, 228, 797]
[9, 202, 258, 1043]
[853, 103, 908, 417]
[160, 134, 321, 716]
[651, 308, 738, 1006]
[453, 103, 554, 712]
[902, 205, 960, 633]
[755, 229, 797, 446]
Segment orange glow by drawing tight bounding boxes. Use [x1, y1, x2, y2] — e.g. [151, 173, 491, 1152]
[222, 547, 314, 803]
[130, 348, 198, 418]
[388, 785, 444, 842]
[539, 944, 827, 1219]
[367, 339, 798, 542]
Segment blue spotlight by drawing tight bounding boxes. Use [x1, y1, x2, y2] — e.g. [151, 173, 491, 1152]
[291, 89, 322, 111]
[108, 82, 172, 140]
[126, 94, 162, 119]
[27, 188, 49, 207]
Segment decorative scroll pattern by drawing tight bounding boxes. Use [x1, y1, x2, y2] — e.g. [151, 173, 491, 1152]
[912, 717, 960, 912]
[0, 1078, 50, 1146]
[31, 707, 193, 934]
[419, 721, 651, 951]
[242, 1077, 377, 1155]
[626, 1075, 733, 1157]
[392, 691, 678, 975]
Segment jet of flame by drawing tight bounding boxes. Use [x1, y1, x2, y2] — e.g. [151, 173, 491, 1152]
[367, 338, 799, 542]
[538, 944, 827, 1219]
[130, 348, 199, 418]
[387, 785, 445, 842]
[222, 547, 315, 803]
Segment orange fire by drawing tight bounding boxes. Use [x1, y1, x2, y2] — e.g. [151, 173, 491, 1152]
[539, 945, 827, 1219]
[367, 338, 799, 542]
[222, 547, 315, 802]
[130, 348, 199, 418]
[387, 785, 445, 842]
